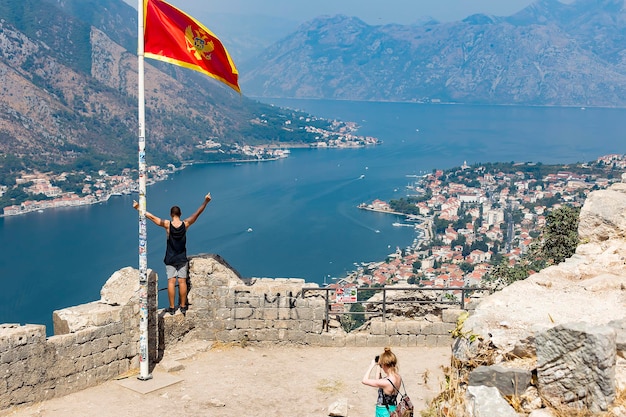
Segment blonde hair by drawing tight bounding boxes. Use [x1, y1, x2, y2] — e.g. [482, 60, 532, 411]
[379, 347, 398, 374]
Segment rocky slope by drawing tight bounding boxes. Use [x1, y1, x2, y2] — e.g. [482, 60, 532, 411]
[0, 0, 321, 176]
[454, 178, 626, 414]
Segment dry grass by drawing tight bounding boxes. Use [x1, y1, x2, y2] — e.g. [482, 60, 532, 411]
[315, 378, 345, 393]
[542, 389, 626, 417]
[208, 340, 243, 350]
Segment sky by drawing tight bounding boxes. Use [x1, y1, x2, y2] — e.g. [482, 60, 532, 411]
[125, 0, 576, 25]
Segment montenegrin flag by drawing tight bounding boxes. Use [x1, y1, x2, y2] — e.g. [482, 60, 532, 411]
[143, 0, 240, 93]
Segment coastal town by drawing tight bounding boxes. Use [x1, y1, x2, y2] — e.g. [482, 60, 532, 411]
[337, 154, 626, 297]
[0, 122, 379, 217]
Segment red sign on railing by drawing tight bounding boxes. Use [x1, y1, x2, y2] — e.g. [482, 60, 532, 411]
[335, 287, 358, 303]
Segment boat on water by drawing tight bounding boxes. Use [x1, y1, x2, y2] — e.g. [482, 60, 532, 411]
[392, 222, 413, 227]
[247, 227, 253, 232]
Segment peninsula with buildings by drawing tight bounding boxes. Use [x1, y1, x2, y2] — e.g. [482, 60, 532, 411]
[342, 154, 626, 294]
[0, 118, 379, 217]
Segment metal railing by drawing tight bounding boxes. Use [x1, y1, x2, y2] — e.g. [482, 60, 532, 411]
[301, 286, 491, 332]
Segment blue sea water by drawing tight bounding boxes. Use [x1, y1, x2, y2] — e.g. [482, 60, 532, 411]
[1, 101, 624, 334]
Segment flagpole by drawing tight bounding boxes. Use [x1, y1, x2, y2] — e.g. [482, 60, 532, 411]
[137, 0, 152, 381]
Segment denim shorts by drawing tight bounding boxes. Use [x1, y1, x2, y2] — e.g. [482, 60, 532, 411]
[166, 263, 188, 279]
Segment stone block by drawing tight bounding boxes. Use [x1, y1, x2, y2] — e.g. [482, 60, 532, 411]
[108, 334, 122, 349]
[222, 296, 236, 309]
[90, 337, 109, 354]
[0, 324, 46, 349]
[103, 348, 118, 364]
[305, 333, 322, 345]
[385, 321, 397, 335]
[100, 267, 157, 306]
[389, 335, 404, 346]
[80, 342, 93, 357]
[0, 348, 17, 365]
[10, 385, 36, 406]
[442, 308, 464, 324]
[46, 359, 71, 380]
[395, 321, 420, 335]
[415, 334, 426, 347]
[215, 308, 232, 320]
[234, 319, 250, 329]
[104, 322, 124, 337]
[349, 332, 369, 347]
[234, 307, 253, 320]
[298, 319, 315, 333]
[319, 333, 346, 347]
[423, 322, 454, 336]
[215, 330, 236, 342]
[366, 335, 389, 347]
[344, 333, 357, 347]
[274, 307, 288, 320]
[296, 308, 313, 321]
[469, 365, 533, 397]
[537, 322, 616, 412]
[74, 329, 96, 344]
[259, 329, 279, 342]
[239, 296, 261, 308]
[53, 302, 122, 335]
[466, 386, 519, 417]
[222, 319, 236, 330]
[274, 320, 292, 330]
[248, 319, 265, 329]
[436, 335, 453, 347]
[425, 335, 439, 347]
[76, 355, 95, 372]
[262, 309, 279, 320]
[312, 307, 326, 321]
[370, 321, 385, 335]
[285, 330, 306, 343]
[21, 366, 45, 387]
[116, 343, 133, 360]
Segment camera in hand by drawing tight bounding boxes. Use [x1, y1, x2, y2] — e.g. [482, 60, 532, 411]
[374, 355, 379, 362]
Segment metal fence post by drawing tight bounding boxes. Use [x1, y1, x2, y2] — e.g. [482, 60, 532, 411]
[382, 289, 387, 322]
[461, 289, 465, 310]
[325, 289, 330, 332]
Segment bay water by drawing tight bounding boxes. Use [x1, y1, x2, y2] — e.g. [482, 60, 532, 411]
[1, 101, 624, 334]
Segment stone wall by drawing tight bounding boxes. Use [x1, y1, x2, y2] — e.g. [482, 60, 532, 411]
[0, 256, 461, 411]
[0, 268, 158, 410]
[165, 254, 460, 348]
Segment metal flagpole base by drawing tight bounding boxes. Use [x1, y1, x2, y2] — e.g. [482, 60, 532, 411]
[137, 373, 153, 381]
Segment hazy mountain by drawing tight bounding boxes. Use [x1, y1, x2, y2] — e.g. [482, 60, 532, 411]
[0, 0, 321, 180]
[194, 13, 300, 63]
[239, 0, 626, 107]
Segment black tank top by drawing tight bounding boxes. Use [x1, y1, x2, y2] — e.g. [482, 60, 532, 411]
[377, 378, 398, 406]
[164, 222, 187, 266]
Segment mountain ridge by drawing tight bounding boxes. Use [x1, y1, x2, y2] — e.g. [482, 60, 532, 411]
[0, 0, 328, 184]
[240, 0, 626, 107]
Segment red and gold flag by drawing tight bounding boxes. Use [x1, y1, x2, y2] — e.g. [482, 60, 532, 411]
[143, 0, 240, 93]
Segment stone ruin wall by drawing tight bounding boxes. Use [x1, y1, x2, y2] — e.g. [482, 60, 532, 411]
[0, 254, 462, 410]
[0, 269, 158, 410]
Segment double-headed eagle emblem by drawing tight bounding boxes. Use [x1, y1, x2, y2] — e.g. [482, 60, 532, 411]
[185, 25, 214, 61]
